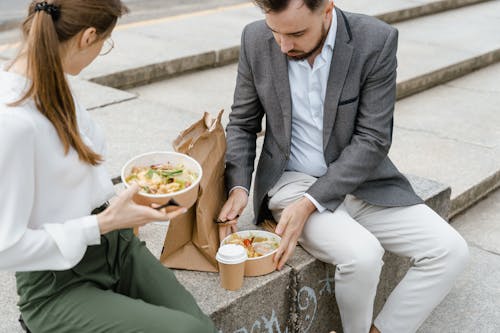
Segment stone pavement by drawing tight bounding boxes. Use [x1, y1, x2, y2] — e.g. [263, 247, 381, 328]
[418, 188, 500, 332]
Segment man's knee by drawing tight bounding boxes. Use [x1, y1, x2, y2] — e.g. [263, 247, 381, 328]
[442, 232, 469, 275]
[416, 228, 469, 276]
[336, 241, 385, 278]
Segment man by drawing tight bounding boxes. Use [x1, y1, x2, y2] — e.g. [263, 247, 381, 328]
[218, 0, 469, 332]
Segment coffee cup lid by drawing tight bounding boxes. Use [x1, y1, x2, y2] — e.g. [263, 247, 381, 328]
[216, 244, 248, 264]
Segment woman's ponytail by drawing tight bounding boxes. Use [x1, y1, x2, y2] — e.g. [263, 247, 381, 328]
[10, 0, 128, 166]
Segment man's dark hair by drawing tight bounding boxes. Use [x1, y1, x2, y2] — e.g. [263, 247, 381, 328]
[253, 0, 327, 13]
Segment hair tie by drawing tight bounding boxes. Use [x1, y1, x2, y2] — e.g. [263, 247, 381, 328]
[34, 1, 61, 21]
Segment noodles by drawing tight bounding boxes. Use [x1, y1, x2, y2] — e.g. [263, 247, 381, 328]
[225, 234, 279, 258]
[125, 162, 198, 195]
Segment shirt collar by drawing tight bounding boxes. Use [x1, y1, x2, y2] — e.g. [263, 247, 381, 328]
[324, 9, 338, 53]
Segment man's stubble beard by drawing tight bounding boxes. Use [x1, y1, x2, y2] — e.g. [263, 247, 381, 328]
[287, 24, 328, 61]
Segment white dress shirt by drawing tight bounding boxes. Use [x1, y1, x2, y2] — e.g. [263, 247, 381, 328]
[286, 14, 337, 212]
[0, 65, 115, 272]
[232, 17, 338, 213]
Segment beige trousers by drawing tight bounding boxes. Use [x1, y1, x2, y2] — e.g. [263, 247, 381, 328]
[268, 172, 469, 333]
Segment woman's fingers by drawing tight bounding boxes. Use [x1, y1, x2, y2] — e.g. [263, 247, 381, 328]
[123, 183, 140, 200]
[165, 206, 188, 220]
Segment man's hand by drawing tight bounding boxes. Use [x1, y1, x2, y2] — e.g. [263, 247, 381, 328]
[274, 196, 317, 270]
[218, 188, 249, 242]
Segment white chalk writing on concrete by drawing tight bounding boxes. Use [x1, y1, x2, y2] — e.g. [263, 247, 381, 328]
[221, 266, 334, 333]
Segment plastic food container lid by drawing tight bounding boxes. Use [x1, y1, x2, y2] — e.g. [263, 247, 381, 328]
[216, 244, 248, 265]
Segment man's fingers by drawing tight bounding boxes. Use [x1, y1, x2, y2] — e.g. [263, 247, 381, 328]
[273, 241, 287, 266]
[221, 219, 238, 226]
[218, 220, 239, 243]
[275, 215, 289, 236]
[218, 199, 234, 222]
[226, 206, 242, 220]
[219, 225, 232, 243]
[278, 242, 296, 270]
[219, 226, 227, 243]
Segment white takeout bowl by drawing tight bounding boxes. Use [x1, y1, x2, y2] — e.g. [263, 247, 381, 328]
[221, 230, 281, 277]
[121, 151, 202, 209]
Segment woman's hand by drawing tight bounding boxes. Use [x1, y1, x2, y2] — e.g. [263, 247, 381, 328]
[97, 183, 187, 234]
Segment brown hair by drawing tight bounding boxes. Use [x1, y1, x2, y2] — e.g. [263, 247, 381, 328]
[253, 0, 327, 13]
[10, 0, 128, 165]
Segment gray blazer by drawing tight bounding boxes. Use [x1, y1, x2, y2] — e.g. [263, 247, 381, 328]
[225, 8, 423, 223]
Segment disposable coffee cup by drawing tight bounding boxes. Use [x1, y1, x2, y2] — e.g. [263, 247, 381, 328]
[216, 244, 247, 291]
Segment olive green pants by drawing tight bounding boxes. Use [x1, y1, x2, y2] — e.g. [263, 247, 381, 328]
[16, 229, 216, 333]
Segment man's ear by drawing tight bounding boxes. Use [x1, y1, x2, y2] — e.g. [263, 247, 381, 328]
[79, 27, 98, 49]
[325, 0, 335, 16]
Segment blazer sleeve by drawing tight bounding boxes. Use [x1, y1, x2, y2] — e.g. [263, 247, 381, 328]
[0, 112, 100, 272]
[306, 28, 399, 208]
[225, 25, 265, 192]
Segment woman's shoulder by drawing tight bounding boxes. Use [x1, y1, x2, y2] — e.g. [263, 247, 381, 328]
[0, 105, 37, 141]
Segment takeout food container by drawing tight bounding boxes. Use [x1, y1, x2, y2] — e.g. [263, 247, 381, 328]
[121, 151, 203, 209]
[221, 230, 281, 277]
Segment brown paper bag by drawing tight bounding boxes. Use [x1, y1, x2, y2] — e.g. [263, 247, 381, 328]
[160, 110, 226, 272]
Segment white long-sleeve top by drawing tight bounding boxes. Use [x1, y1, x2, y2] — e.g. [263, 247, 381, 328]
[0, 65, 115, 272]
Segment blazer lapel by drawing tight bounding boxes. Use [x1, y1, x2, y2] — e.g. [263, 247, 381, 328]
[323, 9, 354, 150]
[269, 38, 292, 154]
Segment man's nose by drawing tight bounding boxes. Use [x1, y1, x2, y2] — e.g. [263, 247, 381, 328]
[279, 36, 293, 54]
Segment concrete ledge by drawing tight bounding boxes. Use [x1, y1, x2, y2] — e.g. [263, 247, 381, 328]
[0, 20, 20, 33]
[167, 175, 451, 332]
[0, 174, 451, 332]
[69, 78, 137, 110]
[376, 0, 492, 24]
[89, 46, 242, 90]
[80, 0, 499, 92]
[450, 169, 500, 219]
[396, 49, 500, 100]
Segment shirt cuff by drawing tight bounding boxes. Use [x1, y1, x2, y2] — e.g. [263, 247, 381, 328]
[304, 193, 326, 213]
[229, 186, 249, 195]
[80, 215, 102, 246]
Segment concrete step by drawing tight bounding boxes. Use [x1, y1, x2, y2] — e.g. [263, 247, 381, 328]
[0, 175, 451, 333]
[0, 0, 250, 33]
[125, 1, 500, 110]
[418, 188, 500, 332]
[127, 61, 500, 220]
[96, 0, 500, 97]
[75, 0, 500, 97]
[394, 1, 500, 99]
[1, 0, 497, 94]
[69, 77, 137, 111]
[389, 62, 500, 218]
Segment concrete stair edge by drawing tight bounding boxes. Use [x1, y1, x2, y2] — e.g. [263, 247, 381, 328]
[89, 46, 240, 90]
[375, 0, 493, 24]
[396, 49, 500, 100]
[84, 1, 499, 92]
[91, 45, 500, 102]
[175, 175, 451, 332]
[450, 170, 500, 219]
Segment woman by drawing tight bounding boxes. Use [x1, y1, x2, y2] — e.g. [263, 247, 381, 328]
[0, 1, 216, 332]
